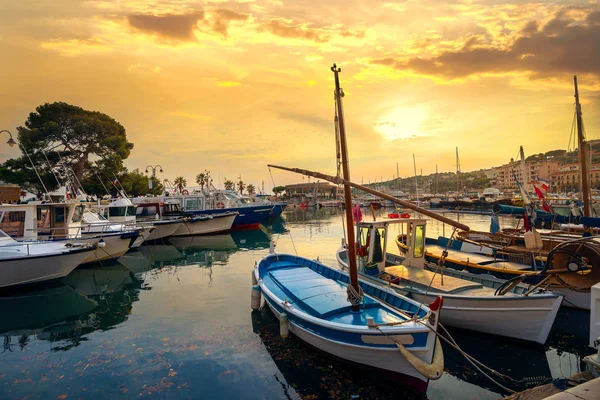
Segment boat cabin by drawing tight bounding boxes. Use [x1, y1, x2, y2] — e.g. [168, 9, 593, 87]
[92, 197, 137, 224]
[0, 202, 85, 240]
[132, 197, 185, 218]
[355, 218, 427, 274]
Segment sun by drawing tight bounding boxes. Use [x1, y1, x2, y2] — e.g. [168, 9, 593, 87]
[374, 106, 427, 140]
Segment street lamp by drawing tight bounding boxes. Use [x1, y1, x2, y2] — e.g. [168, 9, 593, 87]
[145, 165, 163, 195]
[0, 130, 16, 148]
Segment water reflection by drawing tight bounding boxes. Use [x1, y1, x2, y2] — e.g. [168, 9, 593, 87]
[0, 208, 595, 400]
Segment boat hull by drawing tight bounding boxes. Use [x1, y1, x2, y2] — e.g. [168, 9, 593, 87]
[145, 220, 184, 241]
[337, 249, 563, 344]
[186, 206, 271, 229]
[172, 214, 236, 236]
[263, 296, 429, 392]
[0, 247, 93, 288]
[75, 233, 136, 264]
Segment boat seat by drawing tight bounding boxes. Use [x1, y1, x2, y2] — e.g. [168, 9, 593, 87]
[385, 264, 483, 294]
[269, 266, 378, 319]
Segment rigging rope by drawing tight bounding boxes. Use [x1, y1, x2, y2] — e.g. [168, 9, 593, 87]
[346, 281, 364, 306]
[22, 145, 50, 197]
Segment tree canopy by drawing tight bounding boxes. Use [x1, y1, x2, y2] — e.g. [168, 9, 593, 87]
[0, 102, 134, 195]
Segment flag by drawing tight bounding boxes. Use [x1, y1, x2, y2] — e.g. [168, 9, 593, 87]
[533, 185, 545, 199]
[352, 203, 363, 225]
[533, 177, 551, 199]
[538, 177, 550, 191]
[113, 179, 118, 186]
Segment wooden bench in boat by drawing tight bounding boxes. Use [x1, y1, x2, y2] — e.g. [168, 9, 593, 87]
[385, 265, 483, 294]
[426, 244, 533, 274]
[268, 263, 380, 319]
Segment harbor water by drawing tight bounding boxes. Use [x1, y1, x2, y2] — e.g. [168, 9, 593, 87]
[0, 208, 594, 399]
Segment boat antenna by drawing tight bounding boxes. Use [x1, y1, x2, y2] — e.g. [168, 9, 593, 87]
[95, 171, 111, 196]
[331, 63, 362, 312]
[40, 148, 62, 188]
[574, 75, 592, 218]
[21, 145, 50, 198]
[112, 174, 129, 198]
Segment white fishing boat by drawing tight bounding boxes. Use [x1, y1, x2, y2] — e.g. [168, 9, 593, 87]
[132, 197, 236, 237]
[0, 229, 95, 288]
[97, 197, 182, 242]
[0, 202, 139, 264]
[171, 213, 237, 236]
[337, 218, 564, 344]
[253, 65, 444, 392]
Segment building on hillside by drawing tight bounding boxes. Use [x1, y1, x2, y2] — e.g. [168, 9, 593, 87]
[494, 159, 559, 191]
[284, 182, 338, 203]
[550, 163, 600, 191]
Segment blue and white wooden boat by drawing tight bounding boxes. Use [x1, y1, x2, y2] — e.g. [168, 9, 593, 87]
[254, 253, 444, 391]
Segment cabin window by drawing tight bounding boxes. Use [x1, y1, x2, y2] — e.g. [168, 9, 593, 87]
[359, 226, 370, 247]
[413, 224, 425, 258]
[109, 207, 126, 217]
[185, 197, 200, 210]
[373, 228, 386, 263]
[0, 211, 26, 236]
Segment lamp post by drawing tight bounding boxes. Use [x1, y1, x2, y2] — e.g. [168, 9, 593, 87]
[145, 165, 163, 195]
[0, 130, 17, 148]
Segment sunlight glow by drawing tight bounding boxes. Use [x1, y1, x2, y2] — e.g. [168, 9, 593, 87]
[374, 106, 427, 140]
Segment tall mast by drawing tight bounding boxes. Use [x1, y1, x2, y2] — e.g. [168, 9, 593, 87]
[436, 164, 438, 193]
[575, 75, 592, 217]
[456, 147, 461, 193]
[413, 154, 419, 206]
[331, 64, 360, 312]
[519, 145, 531, 206]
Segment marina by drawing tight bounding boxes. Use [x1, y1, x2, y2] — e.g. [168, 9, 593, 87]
[1, 3, 600, 397]
[0, 208, 596, 399]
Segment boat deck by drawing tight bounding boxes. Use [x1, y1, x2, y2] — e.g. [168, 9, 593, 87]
[263, 260, 408, 325]
[385, 265, 484, 294]
[426, 244, 534, 274]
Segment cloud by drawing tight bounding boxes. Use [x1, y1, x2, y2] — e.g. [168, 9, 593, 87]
[370, 9, 600, 80]
[259, 19, 329, 43]
[208, 9, 251, 38]
[127, 11, 204, 41]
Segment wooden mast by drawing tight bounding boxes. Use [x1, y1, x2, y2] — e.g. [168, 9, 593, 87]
[331, 64, 360, 311]
[574, 75, 592, 218]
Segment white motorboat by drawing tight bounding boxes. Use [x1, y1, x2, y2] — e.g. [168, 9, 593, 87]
[337, 218, 564, 344]
[171, 213, 237, 236]
[0, 202, 140, 264]
[0, 230, 95, 288]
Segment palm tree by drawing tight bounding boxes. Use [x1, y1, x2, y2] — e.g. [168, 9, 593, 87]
[196, 172, 206, 191]
[173, 176, 187, 193]
[223, 178, 235, 191]
[237, 179, 245, 195]
[247, 184, 255, 195]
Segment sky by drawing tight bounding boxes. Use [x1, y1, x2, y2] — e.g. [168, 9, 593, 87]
[0, 0, 599, 192]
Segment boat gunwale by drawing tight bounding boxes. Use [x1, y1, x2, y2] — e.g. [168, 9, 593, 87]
[256, 253, 433, 337]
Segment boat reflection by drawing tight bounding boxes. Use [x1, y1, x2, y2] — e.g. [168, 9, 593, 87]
[231, 228, 271, 250]
[1, 264, 144, 353]
[262, 216, 288, 235]
[251, 306, 426, 400]
[170, 234, 237, 251]
[0, 284, 98, 337]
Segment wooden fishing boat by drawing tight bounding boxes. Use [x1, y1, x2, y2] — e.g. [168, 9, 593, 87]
[396, 234, 600, 310]
[253, 65, 444, 392]
[338, 219, 563, 344]
[255, 253, 443, 391]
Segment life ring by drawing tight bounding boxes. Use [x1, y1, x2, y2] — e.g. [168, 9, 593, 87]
[216, 201, 225, 209]
[388, 213, 400, 219]
[400, 212, 411, 218]
[181, 189, 189, 195]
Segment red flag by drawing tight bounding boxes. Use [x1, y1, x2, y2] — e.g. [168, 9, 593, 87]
[352, 203, 363, 225]
[533, 185, 545, 199]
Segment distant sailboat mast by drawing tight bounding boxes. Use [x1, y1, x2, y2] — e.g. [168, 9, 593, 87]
[413, 154, 419, 206]
[456, 147, 461, 193]
[574, 75, 592, 217]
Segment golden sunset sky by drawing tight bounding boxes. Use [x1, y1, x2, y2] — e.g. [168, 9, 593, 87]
[0, 0, 599, 191]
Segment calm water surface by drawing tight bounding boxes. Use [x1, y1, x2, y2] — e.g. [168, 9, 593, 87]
[0, 208, 594, 399]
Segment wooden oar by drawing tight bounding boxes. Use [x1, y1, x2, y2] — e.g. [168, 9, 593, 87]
[267, 164, 470, 232]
